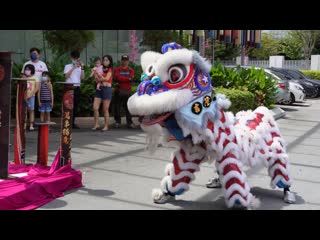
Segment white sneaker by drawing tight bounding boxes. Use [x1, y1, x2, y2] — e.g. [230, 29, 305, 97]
[206, 177, 222, 188]
[152, 189, 175, 204]
[284, 191, 296, 204]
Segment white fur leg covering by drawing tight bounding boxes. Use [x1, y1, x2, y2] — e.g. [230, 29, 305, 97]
[212, 110, 254, 208]
[219, 157, 253, 208]
[160, 141, 207, 196]
[140, 123, 166, 154]
[266, 128, 292, 189]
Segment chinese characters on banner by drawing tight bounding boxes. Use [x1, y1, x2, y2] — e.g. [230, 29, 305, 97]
[60, 86, 74, 167]
[0, 52, 11, 178]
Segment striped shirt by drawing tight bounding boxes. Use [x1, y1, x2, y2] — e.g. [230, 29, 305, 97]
[40, 82, 52, 103]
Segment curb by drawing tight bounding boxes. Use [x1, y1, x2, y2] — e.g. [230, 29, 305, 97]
[271, 107, 286, 120]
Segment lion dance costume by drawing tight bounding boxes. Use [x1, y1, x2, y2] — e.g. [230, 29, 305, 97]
[128, 42, 296, 209]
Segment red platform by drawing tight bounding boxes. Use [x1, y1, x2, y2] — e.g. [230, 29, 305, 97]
[0, 150, 82, 210]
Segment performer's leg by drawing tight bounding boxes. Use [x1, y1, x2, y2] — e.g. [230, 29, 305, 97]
[213, 110, 254, 208]
[152, 142, 207, 204]
[216, 150, 254, 208]
[252, 106, 295, 203]
[206, 167, 222, 188]
[266, 131, 295, 203]
[206, 160, 222, 188]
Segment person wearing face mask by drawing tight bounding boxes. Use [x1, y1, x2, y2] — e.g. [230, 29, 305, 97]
[21, 47, 48, 87]
[38, 71, 54, 122]
[64, 50, 85, 129]
[23, 64, 40, 131]
[21, 47, 48, 126]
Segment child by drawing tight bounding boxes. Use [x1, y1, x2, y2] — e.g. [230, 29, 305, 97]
[38, 71, 54, 122]
[22, 64, 40, 131]
[90, 57, 104, 90]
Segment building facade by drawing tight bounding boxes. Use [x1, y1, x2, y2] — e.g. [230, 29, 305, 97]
[262, 30, 288, 39]
[0, 30, 144, 65]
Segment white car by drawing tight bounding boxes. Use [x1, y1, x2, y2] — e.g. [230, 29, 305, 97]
[283, 82, 305, 105]
[264, 69, 291, 104]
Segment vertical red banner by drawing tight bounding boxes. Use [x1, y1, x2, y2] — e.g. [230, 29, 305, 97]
[0, 52, 11, 178]
[13, 79, 27, 165]
[37, 124, 49, 166]
[60, 83, 74, 167]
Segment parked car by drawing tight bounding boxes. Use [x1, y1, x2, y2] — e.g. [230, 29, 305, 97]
[267, 67, 319, 98]
[263, 69, 291, 104]
[280, 69, 320, 97]
[282, 82, 305, 105]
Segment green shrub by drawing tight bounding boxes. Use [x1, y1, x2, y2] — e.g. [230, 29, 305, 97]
[132, 84, 138, 93]
[130, 62, 143, 83]
[215, 87, 255, 114]
[300, 70, 320, 80]
[210, 63, 277, 109]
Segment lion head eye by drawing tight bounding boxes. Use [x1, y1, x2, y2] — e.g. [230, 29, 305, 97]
[168, 64, 187, 84]
[146, 64, 155, 76]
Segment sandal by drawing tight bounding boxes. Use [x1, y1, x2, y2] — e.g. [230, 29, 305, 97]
[92, 126, 100, 131]
[101, 127, 108, 132]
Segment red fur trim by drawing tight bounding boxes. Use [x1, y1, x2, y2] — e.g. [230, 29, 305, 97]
[225, 178, 245, 190]
[228, 190, 248, 201]
[223, 163, 242, 176]
[272, 159, 287, 169]
[172, 176, 191, 187]
[272, 169, 289, 181]
[220, 110, 226, 123]
[271, 132, 280, 138]
[207, 121, 214, 131]
[218, 152, 236, 163]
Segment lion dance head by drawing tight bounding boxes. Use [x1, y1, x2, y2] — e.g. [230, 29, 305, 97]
[128, 42, 217, 151]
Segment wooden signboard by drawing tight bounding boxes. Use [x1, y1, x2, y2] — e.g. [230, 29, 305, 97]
[59, 83, 75, 167]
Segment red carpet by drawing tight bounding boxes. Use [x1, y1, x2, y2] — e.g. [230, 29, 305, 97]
[0, 149, 82, 210]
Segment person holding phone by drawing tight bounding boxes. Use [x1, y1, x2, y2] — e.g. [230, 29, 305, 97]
[64, 50, 85, 129]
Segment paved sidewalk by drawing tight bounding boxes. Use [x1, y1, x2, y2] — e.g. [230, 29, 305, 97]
[7, 99, 320, 210]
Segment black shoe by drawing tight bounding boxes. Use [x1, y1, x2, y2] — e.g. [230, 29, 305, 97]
[72, 124, 80, 129]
